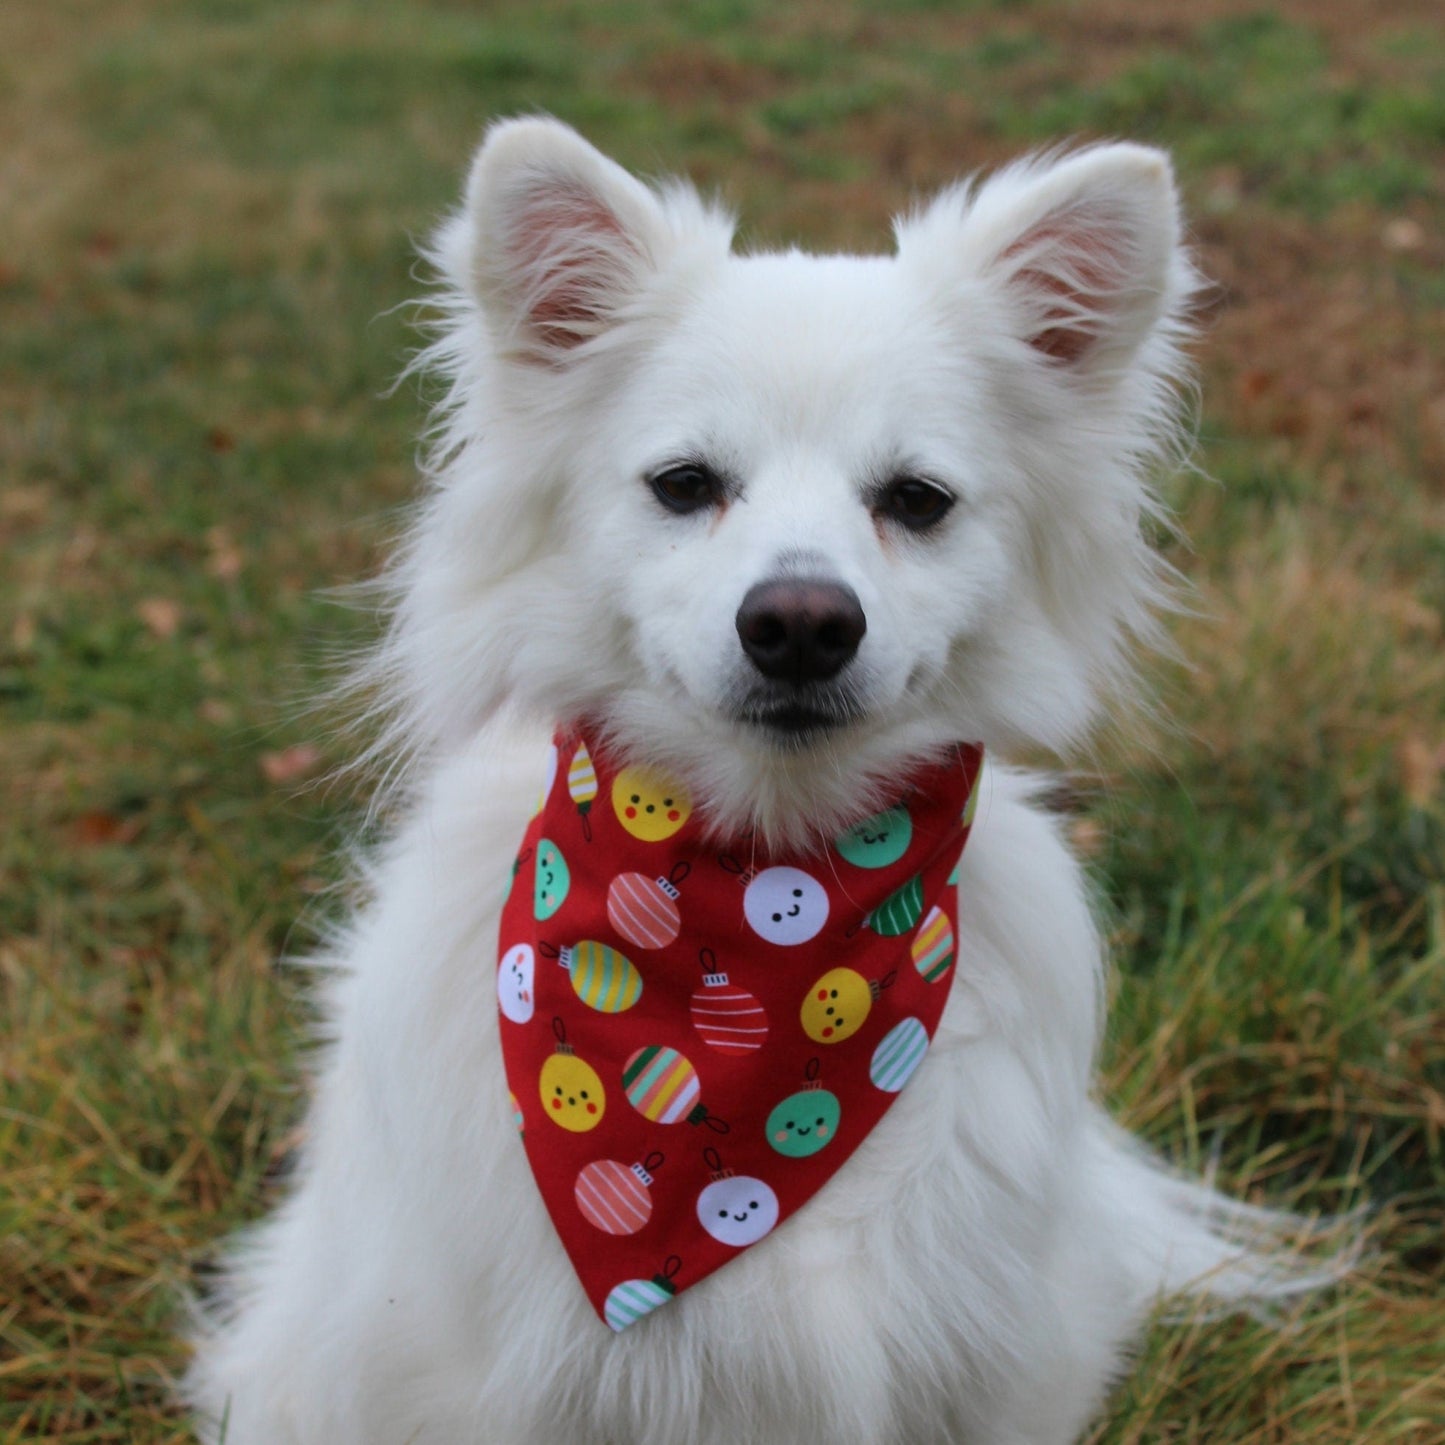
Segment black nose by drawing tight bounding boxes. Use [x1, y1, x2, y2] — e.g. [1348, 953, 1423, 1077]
[736, 579, 867, 684]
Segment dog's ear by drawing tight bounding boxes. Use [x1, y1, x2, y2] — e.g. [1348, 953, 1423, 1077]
[901, 145, 1185, 376]
[464, 117, 676, 363]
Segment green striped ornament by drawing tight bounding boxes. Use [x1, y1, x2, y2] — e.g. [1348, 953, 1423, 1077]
[604, 1260, 680, 1331]
[867, 874, 924, 936]
[870, 1017, 930, 1093]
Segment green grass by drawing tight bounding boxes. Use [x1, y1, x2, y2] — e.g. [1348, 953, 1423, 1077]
[3, 1, 1442, 1440]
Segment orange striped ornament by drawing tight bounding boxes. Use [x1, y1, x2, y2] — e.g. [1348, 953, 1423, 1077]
[574, 1152, 663, 1236]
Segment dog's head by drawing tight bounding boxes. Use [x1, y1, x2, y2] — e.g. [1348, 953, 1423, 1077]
[372, 119, 1195, 839]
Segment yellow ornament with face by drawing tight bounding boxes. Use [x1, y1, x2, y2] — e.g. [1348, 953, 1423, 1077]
[800, 966, 874, 1044]
[612, 767, 692, 843]
[539, 1051, 606, 1133]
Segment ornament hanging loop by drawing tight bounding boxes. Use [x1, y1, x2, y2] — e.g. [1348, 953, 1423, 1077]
[689, 1105, 730, 1134]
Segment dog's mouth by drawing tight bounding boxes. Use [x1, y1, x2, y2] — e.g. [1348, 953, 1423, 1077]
[733, 687, 865, 746]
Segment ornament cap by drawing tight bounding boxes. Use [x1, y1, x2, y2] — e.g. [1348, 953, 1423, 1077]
[654, 1255, 682, 1294]
[702, 1146, 732, 1180]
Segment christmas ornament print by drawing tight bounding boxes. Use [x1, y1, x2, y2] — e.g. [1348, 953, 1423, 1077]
[552, 939, 643, 1014]
[568, 741, 598, 840]
[496, 723, 983, 1328]
[765, 1059, 841, 1158]
[612, 766, 692, 843]
[835, 804, 912, 869]
[743, 866, 830, 945]
[533, 838, 570, 921]
[911, 906, 955, 983]
[539, 1018, 606, 1133]
[575, 1152, 664, 1236]
[867, 874, 925, 936]
[606, 863, 688, 950]
[622, 1045, 727, 1130]
[696, 1147, 780, 1248]
[870, 1017, 931, 1093]
[690, 949, 769, 1055]
[603, 1257, 681, 1332]
[800, 967, 893, 1045]
[497, 943, 535, 1024]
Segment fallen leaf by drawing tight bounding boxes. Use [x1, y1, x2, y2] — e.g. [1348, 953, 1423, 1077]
[206, 427, 236, 454]
[136, 597, 182, 638]
[260, 744, 323, 785]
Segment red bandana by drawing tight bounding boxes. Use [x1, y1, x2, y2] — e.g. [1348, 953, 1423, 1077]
[496, 724, 984, 1329]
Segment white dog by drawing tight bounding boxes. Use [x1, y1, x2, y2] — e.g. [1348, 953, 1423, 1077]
[187, 118, 1333, 1445]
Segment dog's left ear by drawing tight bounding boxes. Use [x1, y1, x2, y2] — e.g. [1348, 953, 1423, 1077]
[899, 144, 1186, 377]
[464, 117, 684, 364]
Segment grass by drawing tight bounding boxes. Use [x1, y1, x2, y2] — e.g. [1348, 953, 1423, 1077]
[2, 0, 1442, 1440]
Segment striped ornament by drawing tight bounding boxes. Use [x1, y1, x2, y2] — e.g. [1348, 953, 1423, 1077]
[622, 1045, 701, 1124]
[568, 741, 598, 838]
[603, 1269, 678, 1331]
[911, 905, 955, 983]
[606, 871, 682, 950]
[867, 873, 924, 936]
[869, 1017, 930, 1093]
[690, 972, 769, 1055]
[574, 1157, 656, 1235]
[561, 940, 642, 1014]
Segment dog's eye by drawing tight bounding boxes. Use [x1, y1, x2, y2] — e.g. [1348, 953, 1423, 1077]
[650, 463, 721, 515]
[877, 476, 954, 532]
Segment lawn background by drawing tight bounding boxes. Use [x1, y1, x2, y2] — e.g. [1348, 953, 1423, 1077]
[2, 0, 1442, 1440]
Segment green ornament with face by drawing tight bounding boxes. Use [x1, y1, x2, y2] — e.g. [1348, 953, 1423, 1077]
[533, 838, 571, 921]
[765, 1088, 842, 1158]
[835, 805, 912, 869]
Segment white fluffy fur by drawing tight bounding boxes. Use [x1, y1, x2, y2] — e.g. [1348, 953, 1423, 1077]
[187, 119, 1337, 1445]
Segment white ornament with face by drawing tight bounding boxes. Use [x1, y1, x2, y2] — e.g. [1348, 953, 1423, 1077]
[696, 1175, 780, 1248]
[743, 866, 829, 946]
[497, 943, 536, 1024]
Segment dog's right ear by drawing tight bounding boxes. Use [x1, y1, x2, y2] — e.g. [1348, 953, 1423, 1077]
[465, 117, 677, 364]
